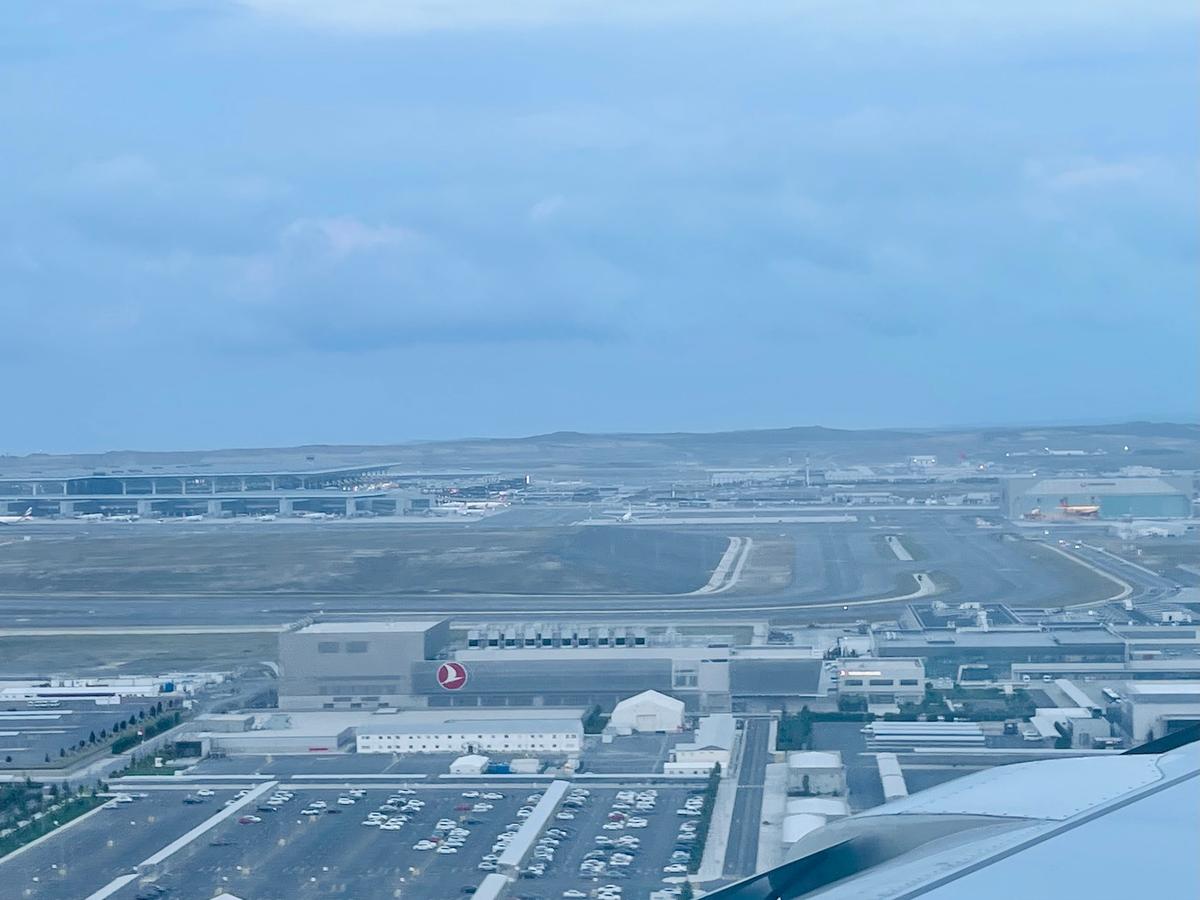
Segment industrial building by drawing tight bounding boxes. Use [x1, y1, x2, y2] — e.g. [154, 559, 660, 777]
[1000, 475, 1193, 520]
[181, 711, 358, 755]
[874, 628, 1126, 678]
[666, 713, 736, 774]
[278, 620, 825, 714]
[1121, 682, 1200, 742]
[786, 751, 846, 796]
[355, 712, 583, 755]
[835, 658, 925, 704]
[279, 620, 453, 709]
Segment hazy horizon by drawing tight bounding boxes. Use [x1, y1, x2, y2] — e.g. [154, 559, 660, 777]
[4, 1, 1197, 452]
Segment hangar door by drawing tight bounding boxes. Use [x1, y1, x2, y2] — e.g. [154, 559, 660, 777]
[637, 713, 658, 731]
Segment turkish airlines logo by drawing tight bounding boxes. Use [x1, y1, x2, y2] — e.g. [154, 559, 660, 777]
[436, 661, 468, 691]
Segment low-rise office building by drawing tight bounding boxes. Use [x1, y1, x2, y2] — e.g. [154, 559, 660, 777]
[356, 712, 583, 755]
[836, 658, 925, 704]
[666, 713, 735, 774]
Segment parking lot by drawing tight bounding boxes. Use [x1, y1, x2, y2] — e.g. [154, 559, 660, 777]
[510, 786, 701, 900]
[0, 779, 710, 900]
[98, 786, 534, 900]
[0, 788, 241, 899]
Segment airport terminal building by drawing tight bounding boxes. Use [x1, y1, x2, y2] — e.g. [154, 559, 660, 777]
[278, 620, 825, 714]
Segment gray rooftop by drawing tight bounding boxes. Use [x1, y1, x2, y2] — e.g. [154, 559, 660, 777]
[298, 620, 446, 634]
[877, 629, 1125, 649]
[1014, 477, 1187, 496]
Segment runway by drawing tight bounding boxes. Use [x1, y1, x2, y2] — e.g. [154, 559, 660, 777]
[0, 511, 1129, 628]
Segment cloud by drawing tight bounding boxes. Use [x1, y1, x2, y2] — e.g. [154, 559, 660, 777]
[528, 194, 565, 223]
[220, 215, 627, 352]
[49, 155, 290, 254]
[232, 0, 1196, 36]
[1026, 158, 1148, 192]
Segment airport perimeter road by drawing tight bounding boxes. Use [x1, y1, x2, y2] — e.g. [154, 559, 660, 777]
[723, 718, 770, 878]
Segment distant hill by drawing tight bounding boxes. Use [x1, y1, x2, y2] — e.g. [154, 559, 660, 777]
[2, 422, 1196, 477]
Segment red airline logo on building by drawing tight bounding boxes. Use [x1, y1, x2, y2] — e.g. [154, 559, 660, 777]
[436, 661, 468, 691]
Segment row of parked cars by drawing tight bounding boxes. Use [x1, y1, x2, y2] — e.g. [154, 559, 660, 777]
[362, 789, 425, 832]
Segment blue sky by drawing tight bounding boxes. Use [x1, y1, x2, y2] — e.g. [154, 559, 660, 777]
[2, 1, 1197, 453]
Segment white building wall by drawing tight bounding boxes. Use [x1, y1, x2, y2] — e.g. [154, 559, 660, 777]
[357, 727, 581, 755]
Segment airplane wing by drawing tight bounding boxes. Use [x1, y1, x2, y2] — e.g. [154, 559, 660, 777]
[704, 728, 1200, 900]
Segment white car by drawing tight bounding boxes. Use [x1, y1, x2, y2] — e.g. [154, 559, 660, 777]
[380, 822, 403, 831]
[413, 840, 436, 850]
[462, 790, 481, 798]
[395, 788, 416, 795]
[473, 803, 494, 812]
[627, 818, 648, 828]
[348, 789, 365, 797]
[563, 892, 588, 899]
[336, 797, 356, 805]
[310, 800, 327, 809]
[601, 821, 624, 830]
[436, 845, 458, 854]
[555, 811, 575, 820]
[482, 792, 504, 800]
[196, 789, 214, 798]
[663, 864, 688, 873]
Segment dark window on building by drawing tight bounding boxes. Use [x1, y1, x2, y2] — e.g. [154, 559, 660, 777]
[898, 679, 919, 686]
[869, 679, 893, 686]
[842, 679, 864, 686]
[317, 641, 340, 653]
[346, 641, 369, 653]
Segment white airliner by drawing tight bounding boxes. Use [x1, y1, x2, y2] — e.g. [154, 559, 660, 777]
[0, 507, 33, 525]
[601, 504, 634, 522]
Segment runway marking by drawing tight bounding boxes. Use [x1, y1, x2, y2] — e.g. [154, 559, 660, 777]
[1039, 542, 1132, 606]
[885, 535, 913, 561]
[692, 537, 754, 594]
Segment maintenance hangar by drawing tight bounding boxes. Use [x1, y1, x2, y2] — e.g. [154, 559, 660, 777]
[278, 620, 452, 710]
[279, 620, 825, 714]
[1000, 475, 1192, 520]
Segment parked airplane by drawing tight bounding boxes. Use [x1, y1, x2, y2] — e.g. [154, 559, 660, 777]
[0, 507, 33, 525]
